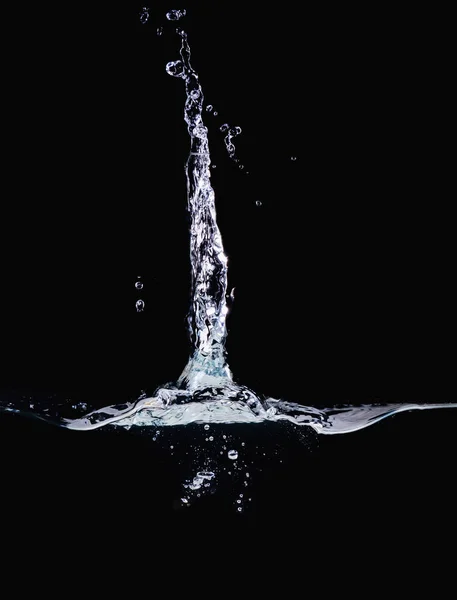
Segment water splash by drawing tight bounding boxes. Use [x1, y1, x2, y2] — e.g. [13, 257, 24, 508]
[1, 12, 455, 446]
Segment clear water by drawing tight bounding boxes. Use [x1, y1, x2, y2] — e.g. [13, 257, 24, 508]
[1, 10, 455, 505]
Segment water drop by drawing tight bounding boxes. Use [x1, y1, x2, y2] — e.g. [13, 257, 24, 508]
[157, 26, 163, 36]
[256, 200, 262, 207]
[135, 281, 143, 290]
[166, 9, 186, 21]
[228, 450, 238, 460]
[206, 104, 213, 112]
[139, 7, 150, 24]
[136, 299, 145, 312]
[220, 124, 229, 132]
[204, 424, 210, 430]
[166, 60, 185, 78]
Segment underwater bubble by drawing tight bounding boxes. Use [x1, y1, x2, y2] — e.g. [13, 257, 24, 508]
[206, 104, 213, 112]
[228, 450, 238, 460]
[211, 164, 216, 169]
[157, 26, 163, 36]
[190, 89, 200, 100]
[256, 200, 262, 207]
[135, 299, 145, 312]
[213, 111, 218, 116]
[139, 7, 150, 24]
[209, 436, 214, 441]
[291, 156, 297, 161]
[237, 507, 242, 512]
[220, 123, 229, 132]
[135, 281, 143, 290]
[182, 498, 188, 504]
[166, 60, 185, 78]
[166, 9, 186, 21]
[239, 164, 244, 170]
[204, 424, 210, 430]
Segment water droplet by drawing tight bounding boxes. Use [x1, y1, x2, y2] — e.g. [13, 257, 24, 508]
[228, 450, 238, 460]
[291, 156, 297, 161]
[166, 9, 186, 21]
[223, 435, 227, 439]
[166, 60, 185, 78]
[135, 281, 143, 290]
[256, 200, 262, 207]
[220, 123, 229, 132]
[139, 7, 150, 24]
[157, 26, 163, 36]
[206, 104, 213, 112]
[204, 424, 210, 430]
[136, 299, 145, 312]
[209, 436, 214, 441]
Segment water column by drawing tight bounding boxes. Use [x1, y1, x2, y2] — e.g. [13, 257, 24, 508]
[166, 31, 232, 390]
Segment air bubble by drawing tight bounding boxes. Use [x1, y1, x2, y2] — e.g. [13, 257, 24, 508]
[228, 450, 238, 460]
[136, 299, 145, 312]
[213, 111, 218, 116]
[211, 164, 216, 169]
[166, 9, 186, 21]
[157, 27, 163, 36]
[237, 507, 242, 512]
[220, 124, 229, 132]
[291, 156, 297, 161]
[256, 200, 262, 207]
[237, 499, 241, 504]
[209, 436, 214, 441]
[239, 164, 244, 170]
[135, 281, 143, 290]
[139, 7, 150, 24]
[206, 104, 213, 112]
[190, 89, 200, 100]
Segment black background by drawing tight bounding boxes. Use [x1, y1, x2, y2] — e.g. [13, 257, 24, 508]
[0, 2, 455, 579]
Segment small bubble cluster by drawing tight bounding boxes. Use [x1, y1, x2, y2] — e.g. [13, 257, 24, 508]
[166, 9, 186, 21]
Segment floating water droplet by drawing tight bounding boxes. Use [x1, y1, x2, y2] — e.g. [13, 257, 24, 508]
[166, 60, 185, 78]
[136, 299, 145, 312]
[228, 450, 238, 460]
[166, 9, 186, 21]
[220, 123, 229, 132]
[256, 200, 262, 207]
[139, 7, 150, 24]
[135, 281, 143, 290]
[204, 424, 210, 430]
[206, 104, 213, 112]
[197, 471, 215, 480]
[157, 26, 163, 36]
